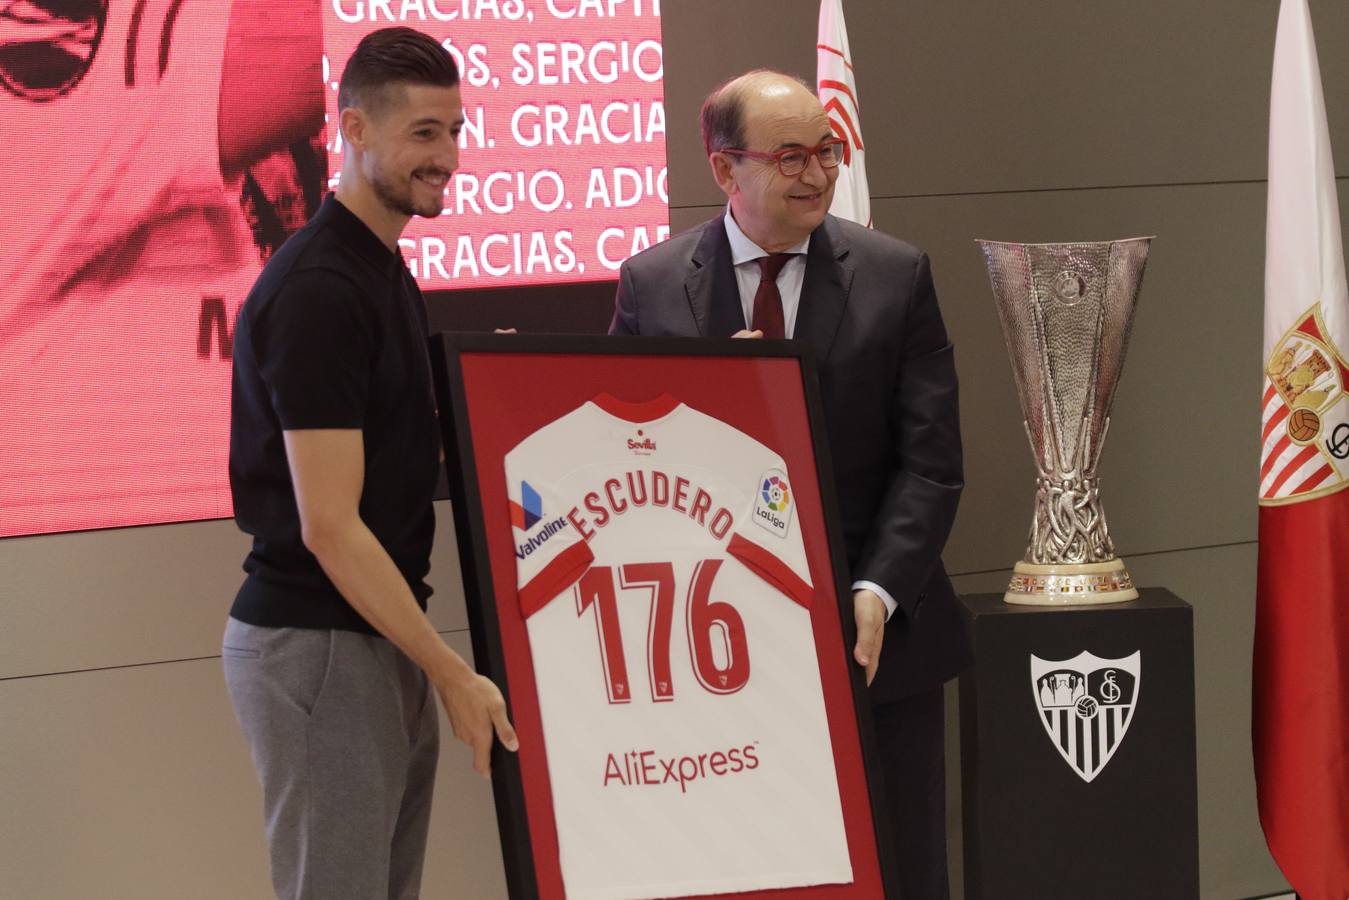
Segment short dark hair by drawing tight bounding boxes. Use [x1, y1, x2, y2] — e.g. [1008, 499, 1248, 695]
[700, 69, 809, 156]
[338, 27, 459, 116]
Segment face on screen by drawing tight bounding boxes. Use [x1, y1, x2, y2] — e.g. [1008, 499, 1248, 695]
[718, 82, 837, 251]
[358, 82, 464, 220]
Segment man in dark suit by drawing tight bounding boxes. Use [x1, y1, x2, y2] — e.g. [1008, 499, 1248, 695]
[610, 70, 969, 899]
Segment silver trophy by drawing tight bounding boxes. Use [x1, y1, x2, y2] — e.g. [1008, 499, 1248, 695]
[978, 238, 1152, 605]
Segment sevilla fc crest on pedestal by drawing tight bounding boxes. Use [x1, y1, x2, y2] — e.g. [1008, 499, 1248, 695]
[1031, 651, 1141, 783]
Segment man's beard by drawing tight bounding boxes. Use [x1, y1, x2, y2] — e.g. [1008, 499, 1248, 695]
[371, 165, 444, 219]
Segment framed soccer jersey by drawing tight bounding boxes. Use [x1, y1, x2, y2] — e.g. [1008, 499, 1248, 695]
[432, 333, 896, 900]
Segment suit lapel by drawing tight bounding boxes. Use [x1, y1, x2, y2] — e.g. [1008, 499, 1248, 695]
[795, 215, 853, 364]
[686, 217, 747, 336]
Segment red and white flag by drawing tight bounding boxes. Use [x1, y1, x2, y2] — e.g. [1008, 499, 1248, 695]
[816, 0, 870, 227]
[1255, 2, 1349, 897]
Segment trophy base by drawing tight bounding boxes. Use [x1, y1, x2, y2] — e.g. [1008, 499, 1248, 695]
[1004, 559, 1138, 606]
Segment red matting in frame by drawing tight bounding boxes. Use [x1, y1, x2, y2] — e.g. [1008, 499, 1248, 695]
[455, 346, 885, 900]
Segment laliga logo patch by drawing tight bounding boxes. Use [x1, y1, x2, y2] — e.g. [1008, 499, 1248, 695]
[753, 470, 791, 538]
[1031, 651, 1140, 783]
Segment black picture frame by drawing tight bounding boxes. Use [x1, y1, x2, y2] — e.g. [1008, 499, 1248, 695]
[431, 332, 898, 900]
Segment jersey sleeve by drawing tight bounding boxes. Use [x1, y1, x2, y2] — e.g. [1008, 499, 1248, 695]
[504, 440, 594, 618]
[726, 456, 814, 609]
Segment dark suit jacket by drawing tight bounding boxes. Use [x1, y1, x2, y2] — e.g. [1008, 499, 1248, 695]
[610, 214, 971, 705]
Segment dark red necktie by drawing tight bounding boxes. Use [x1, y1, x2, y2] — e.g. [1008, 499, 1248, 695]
[752, 253, 793, 339]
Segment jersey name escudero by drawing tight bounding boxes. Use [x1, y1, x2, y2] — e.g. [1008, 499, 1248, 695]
[505, 393, 852, 900]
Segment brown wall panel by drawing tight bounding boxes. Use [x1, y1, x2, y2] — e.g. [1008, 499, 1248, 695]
[663, 1, 1349, 203]
[0, 502, 469, 680]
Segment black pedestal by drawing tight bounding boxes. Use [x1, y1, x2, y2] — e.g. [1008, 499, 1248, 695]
[958, 588, 1199, 900]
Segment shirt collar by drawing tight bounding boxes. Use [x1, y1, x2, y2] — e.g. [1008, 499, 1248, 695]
[723, 207, 811, 266]
[318, 193, 403, 274]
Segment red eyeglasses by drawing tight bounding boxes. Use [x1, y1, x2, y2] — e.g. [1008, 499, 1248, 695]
[719, 138, 847, 176]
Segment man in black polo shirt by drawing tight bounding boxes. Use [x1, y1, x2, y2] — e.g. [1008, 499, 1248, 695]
[222, 28, 516, 900]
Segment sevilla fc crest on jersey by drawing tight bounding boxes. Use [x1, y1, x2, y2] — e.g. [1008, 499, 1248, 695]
[1030, 651, 1140, 783]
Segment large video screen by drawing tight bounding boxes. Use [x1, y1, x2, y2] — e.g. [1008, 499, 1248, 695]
[0, 0, 667, 538]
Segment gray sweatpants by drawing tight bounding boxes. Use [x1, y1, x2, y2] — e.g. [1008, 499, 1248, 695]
[222, 618, 440, 900]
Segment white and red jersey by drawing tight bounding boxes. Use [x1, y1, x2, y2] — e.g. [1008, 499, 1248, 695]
[0, 1, 259, 534]
[505, 393, 852, 900]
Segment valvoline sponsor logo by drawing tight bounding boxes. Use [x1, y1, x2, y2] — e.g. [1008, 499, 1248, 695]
[509, 480, 567, 558]
[509, 481, 543, 531]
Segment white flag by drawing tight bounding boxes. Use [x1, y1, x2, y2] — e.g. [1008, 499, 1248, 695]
[1261, 0, 1349, 504]
[1255, 3, 1349, 898]
[817, 0, 871, 227]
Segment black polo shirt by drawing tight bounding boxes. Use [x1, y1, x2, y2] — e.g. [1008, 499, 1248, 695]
[228, 195, 439, 633]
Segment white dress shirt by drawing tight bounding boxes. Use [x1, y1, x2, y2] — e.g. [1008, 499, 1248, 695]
[724, 208, 810, 335]
[723, 208, 900, 622]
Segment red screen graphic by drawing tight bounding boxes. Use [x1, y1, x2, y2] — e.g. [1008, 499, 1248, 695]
[0, 0, 667, 538]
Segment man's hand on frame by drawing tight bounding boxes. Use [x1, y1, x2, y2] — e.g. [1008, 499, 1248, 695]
[852, 588, 886, 686]
[436, 667, 519, 777]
